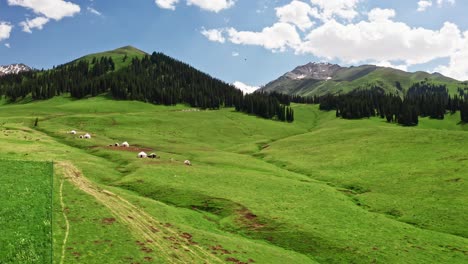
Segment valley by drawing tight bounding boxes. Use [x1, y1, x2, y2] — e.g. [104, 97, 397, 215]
[0, 95, 466, 263]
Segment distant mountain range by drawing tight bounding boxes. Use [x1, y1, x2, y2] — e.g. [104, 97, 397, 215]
[0, 63, 32, 76]
[260, 62, 464, 96]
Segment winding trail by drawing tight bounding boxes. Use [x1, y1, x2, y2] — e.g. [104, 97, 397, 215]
[58, 176, 70, 264]
[57, 161, 224, 264]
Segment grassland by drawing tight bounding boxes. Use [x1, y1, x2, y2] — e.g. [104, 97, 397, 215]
[0, 160, 53, 264]
[0, 95, 467, 263]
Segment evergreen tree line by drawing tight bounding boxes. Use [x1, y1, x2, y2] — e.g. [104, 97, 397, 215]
[235, 92, 294, 122]
[318, 82, 468, 126]
[0, 52, 294, 122]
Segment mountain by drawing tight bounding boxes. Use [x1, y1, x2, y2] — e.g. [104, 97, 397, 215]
[69, 45, 148, 70]
[0, 63, 32, 76]
[261, 62, 461, 96]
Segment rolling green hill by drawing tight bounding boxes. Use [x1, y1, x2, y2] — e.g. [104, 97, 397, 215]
[261, 63, 465, 96]
[70, 45, 148, 70]
[0, 95, 466, 263]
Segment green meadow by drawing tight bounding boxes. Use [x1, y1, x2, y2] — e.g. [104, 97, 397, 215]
[0, 160, 53, 264]
[0, 95, 467, 263]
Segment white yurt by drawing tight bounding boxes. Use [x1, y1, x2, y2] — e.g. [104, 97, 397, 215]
[70, 130, 77, 135]
[184, 160, 192, 166]
[114, 143, 120, 147]
[84, 133, 91, 139]
[137, 152, 148, 158]
[122, 142, 130, 147]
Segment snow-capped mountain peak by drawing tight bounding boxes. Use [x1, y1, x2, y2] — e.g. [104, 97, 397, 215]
[0, 63, 32, 76]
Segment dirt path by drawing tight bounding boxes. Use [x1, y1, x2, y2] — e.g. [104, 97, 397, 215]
[59, 177, 70, 264]
[57, 161, 224, 264]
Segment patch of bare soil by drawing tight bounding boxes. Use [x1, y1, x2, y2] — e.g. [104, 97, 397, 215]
[236, 208, 266, 230]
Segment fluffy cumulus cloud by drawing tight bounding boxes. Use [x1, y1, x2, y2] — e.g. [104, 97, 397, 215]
[8, 0, 80, 33]
[20, 16, 50, 33]
[227, 22, 301, 52]
[201, 28, 225, 43]
[155, 0, 178, 10]
[187, 0, 235, 12]
[233, 81, 259, 94]
[0, 22, 13, 42]
[7, 0, 81, 20]
[435, 31, 468, 80]
[275, 0, 316, 31]
[298, 16, 462, 66]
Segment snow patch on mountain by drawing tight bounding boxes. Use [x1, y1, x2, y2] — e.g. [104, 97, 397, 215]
[0, 63, 32, 76]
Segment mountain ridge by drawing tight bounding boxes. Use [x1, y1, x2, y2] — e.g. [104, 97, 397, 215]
[260, 62, 461, 96]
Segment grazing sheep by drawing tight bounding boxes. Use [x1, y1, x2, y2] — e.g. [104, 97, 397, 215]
[70, 130, 77, 135]
[84, 133, 91, 139]
[114, 143, 120, 147]
[122, 142, 130, 147]
[137, 152, 148, 158]
[184, 160, 192, 166]
[148, 153, 158, 159]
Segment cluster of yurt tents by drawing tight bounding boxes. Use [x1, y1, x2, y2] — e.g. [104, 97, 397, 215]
[70, 130, 91, 139]
[68, 129, 191, 165]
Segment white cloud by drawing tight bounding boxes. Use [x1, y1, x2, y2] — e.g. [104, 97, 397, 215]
[8, 0, 81, 21]
[5, 43, 11, 48]
[227, 22, 301, 52]
[87, 6, 101, 16]
[298, 13, 462, 67]
[418, 0, 455, 11]
[417, 0, 432, 12]
[232, 51, 239, 57]
[233, 81, 259, 94]
[374, 61, 408, 72]
[309, 0, 362, 21]
[201, 28, 225, 43]
[0, 22, 13, 42]
[437, 0, 455, 7]
[275, 0, 316, 31]
[435, 31, 468, 81]
[19, 16, 50, 33]
[187, 0, 235, 12]
[155, 0, 178, 10]
[368, 8, 395, 22]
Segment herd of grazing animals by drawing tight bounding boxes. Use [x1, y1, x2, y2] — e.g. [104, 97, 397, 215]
[69, 130, 192, 165]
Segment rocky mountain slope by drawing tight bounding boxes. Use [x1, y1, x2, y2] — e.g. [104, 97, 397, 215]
[0, 63, 32, 76]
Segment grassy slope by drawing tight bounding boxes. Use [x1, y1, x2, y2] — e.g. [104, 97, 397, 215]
[0, 96, 467, 263]
[70, 46, 147, 70]
[0, 160, 52, 264]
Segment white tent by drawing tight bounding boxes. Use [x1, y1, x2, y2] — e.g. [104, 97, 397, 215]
[114, 143, 120, 147]
[84, 133, 91, 139]
[70, 130, 77, 135]
[184, 160, 192, 166]
[122, 142, 130, 147]
[137, 152, 147, 158]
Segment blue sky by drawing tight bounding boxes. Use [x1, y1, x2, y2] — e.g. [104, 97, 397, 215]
[1, 0, 468, 89]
